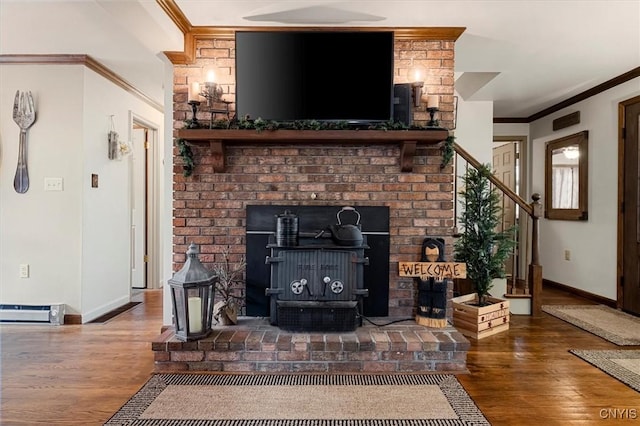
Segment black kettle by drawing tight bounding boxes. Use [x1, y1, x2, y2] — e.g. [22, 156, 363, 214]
[328, 207, 363, 246]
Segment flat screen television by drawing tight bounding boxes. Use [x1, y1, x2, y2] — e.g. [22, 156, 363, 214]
[235, 30, 394, 126]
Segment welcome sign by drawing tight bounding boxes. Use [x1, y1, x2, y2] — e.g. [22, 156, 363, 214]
[398, 262, 467, 280]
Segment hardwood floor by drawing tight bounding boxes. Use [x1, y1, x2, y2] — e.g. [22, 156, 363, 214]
[1, 287, 638, 425]
[0, 290, 162, 425]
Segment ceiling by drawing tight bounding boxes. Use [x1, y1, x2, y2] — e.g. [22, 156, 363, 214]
[2, 1, 639, 119]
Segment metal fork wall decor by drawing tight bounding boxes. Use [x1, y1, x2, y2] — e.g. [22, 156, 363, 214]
[12, 90, 36, 194]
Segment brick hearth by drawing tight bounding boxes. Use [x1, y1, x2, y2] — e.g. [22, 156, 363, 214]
[152, 318, 469, 373]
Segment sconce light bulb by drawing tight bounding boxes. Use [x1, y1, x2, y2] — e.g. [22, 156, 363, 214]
[206, 69, 216, 83]
[410, 64, 426, 83]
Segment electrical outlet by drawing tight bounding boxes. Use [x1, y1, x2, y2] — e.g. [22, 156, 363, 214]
[564, 250, 571, 261]
[44, 177, 63, 191]
[19, 264, 29, 278]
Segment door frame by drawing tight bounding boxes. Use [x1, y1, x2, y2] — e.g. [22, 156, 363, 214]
[128, 111, 161, 290]
[617, 95, 640, 310]
[493, 135, 529, 282]
[130, 125, 148, 289]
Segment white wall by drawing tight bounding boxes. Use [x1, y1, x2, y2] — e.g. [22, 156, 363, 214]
[451, 96, 494, 238]
[454, 96, 494, 164]
[530, 77, 640, 300]
[80, 69, 165, 320]
[0, 0, 176, 326]
[0, 66, 85, 311]
[494, 124, 529, 137]
[0, 63, 165, 321]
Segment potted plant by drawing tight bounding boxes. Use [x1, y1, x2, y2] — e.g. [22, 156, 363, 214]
[212, 246, 246, 325]
[452, 164, 516, 338]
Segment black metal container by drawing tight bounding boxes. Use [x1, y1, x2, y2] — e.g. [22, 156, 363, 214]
[275, 210, 299, 246]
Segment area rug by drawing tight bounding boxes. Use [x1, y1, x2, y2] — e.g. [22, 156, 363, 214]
[104, 373, 490, 425]
[570, 350, 640, 392]
[541, 304, 640, 345]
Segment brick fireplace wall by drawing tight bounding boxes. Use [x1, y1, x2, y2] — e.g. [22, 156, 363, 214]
[172, 34, 456, 318]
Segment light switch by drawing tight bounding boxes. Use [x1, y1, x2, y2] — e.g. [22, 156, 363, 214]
[44, 177, 63, 191]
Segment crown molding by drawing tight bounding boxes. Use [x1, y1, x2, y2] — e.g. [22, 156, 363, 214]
[0, 54, 163, 112]
[163, 26, 465, 65]
[155, 0, 192, 34]
[495, 67, 640, 124]
[526, 67, 640, 122]
[493, 117, 529, 124]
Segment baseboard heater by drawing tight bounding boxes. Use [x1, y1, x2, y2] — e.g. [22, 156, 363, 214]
[0, 304, 65, 325]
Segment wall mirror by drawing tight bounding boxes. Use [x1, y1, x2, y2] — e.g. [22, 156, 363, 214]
[545, 130, 588, 220]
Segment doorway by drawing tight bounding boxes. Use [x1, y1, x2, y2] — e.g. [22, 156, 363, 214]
[128, 113, 160, 291]
[618, 96, 640, 315]
[130, 124, 148, 289]
[493, 136, 528, 292]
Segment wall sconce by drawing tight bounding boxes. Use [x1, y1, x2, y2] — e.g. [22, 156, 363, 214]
[201, 68, 224, 107]
[411, 81, 424, 108]
[107, 115, 131, 160]
[187, 68, 230, 127]
[410, 64, 426, 107]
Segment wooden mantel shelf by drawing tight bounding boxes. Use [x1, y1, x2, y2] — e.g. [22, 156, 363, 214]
[176, 128, 449, 172]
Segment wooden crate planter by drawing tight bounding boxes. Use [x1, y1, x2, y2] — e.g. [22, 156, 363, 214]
[451, 293, 510, 339]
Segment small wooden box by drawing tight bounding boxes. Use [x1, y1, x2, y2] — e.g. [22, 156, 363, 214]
[451, 293, 510, 339]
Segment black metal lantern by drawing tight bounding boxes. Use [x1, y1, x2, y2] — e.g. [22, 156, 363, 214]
[169, 243, 217, 341]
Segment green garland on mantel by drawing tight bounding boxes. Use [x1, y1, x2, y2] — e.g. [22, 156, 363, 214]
[176, 118, 454, 177]
[191, 117, 424, 131]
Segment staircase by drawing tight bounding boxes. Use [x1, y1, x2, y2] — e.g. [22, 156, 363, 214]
[453, 142, 543, 317]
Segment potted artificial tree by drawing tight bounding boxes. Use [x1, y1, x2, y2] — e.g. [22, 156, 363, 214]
[451, 164, 516, 339]
[212, 246, 246, 326]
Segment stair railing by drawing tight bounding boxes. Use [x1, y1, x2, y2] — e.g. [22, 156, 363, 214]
[453, 142, 543, 316]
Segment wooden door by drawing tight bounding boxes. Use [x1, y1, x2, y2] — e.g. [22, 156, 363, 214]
[493, 142, 517, 277]
[622, 99, 640, 314]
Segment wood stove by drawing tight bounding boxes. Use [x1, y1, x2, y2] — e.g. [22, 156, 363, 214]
[245, 205, 389, 319]
[265, 233, 369, 331]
